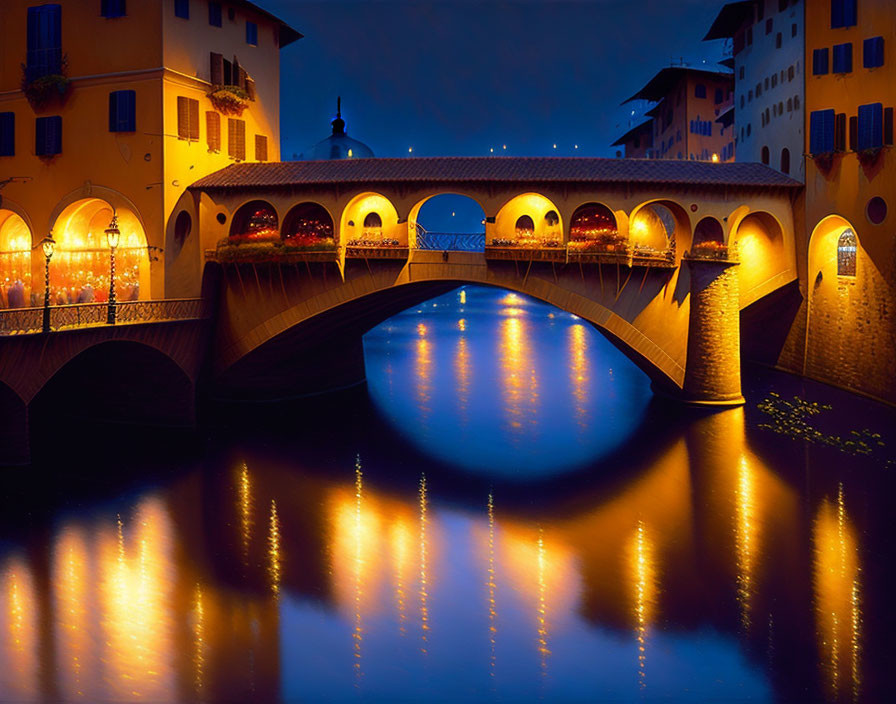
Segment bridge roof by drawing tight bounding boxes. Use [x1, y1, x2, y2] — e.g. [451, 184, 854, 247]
[188, 157, 802, 191]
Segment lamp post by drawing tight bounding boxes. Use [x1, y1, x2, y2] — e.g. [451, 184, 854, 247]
[39, 234, 56, 333]
[105, 214, 120, 325]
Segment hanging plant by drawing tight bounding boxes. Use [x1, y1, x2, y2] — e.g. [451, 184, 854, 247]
[857, 147, 883, 167]
[21, 55, 71, 109]
[811, 151, 835, 171]
[208, 85, 249, 116]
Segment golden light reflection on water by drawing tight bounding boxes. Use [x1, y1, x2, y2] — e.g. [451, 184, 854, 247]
[415, 324, 432, 421]
[499, 315, 538, 441]
[238, 463, 252, 567]
[487, 492, 497, 679]
[53, 527, 91, 700]
[814, 484, 862, 701]
[192, 584, 205, 698]
[391, 518, 412, 634]
[568, 324, 589, 429]
[629, 521, 656, 690]
[536, 529, 550, 679]
[1, 556, 38, 700]
[459, 289, 466, 306]
[268, 500, 281, 596]
[456, 335, 470, 425]
[735, 454, 757, 630]
[353, 458, 365, 683]
[419, 474, 430, 653]
[100, 496, 176, 702]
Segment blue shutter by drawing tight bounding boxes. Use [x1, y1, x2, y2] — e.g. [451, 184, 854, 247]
[246, 21, 258, 45]
[833, 43, 852, 73]
[842, 0, 857, 27]
[102, 0, 126, 18]
[810, 109, 835, 154]
[26, 5, 62, 82]
[863, 37, 884, 68]
[831, 0, 843, 28]
[0, 113, 14, 157]
[209, 1, 222, 26]
[174, 0, 189, 19]
[857, 103, 884, 151]
[35, 116, 61, 156]
[813, 48, 830, 75]
[109, 90, 136, 132]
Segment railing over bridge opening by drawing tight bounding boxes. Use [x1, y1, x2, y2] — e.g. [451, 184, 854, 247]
[415, 226, 485, 252]
[0, 298, 206, 336]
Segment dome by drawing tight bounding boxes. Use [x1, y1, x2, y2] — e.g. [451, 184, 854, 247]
[300, 98, 374, 160]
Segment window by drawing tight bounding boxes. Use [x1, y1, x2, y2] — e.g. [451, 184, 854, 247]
[255, 134, 267, 161]
[771, 74, 777, 88]
[26, 4, 62, 83]
[748, 89, 753, 101]
[0, 113, 14, 157]
[792, 23, 797, 38]
[695, 83, 706, 99]
[246, 21, 258, 46]
[781, 148, 790, 174]
[863, 37, 884, 68]
[174, 0, 189, 19]
[206, 111, 220, 151]
[810, 109, 835, 154]
[756, 1, 764, 21]
[714, 88, 723, 104]
[101, 0, 126, 18]
[776, 32, 783, 49]
[886, 108, 894, 145]
[766, 18, 773, 35]
[762, 146, 770, 165]
[764, 77, 769, 90]
[209, 1, 222, 27]
[779, 0, 788, 10]
[35, 115, 61, 156]
[788, 65, 795, 81]
[108, 90, 135, 132]
[747, 123, 751, 136]
[787, 97, 793, 112]
[857, 103, 884, 151]
[740, 95, 745, 109]
[837, 229, 857, 277]
[813, 48, 830, 75]
[228, 118, 245, 160]
[832, 43, 852, 73]
[849, 115, 858, 150]
[835, 112, 847, 151]
[831, 0, 857, 29]
[176, 96, 199, 140]
[794, 94, 801, 109]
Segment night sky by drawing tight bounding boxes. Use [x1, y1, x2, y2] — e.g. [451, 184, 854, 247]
[272, 0, 729, 160]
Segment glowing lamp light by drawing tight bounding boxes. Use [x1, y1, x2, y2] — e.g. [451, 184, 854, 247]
[40, 235, 56, 259]
[711, 153, 720, 163]
[105, 215, 121, 250]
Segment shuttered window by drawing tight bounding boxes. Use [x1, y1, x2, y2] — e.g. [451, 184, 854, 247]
[863, 37, 884, 69]
[35, 115, 62, 156]
[228, 118, 245, 160]
[857, 103, 884, 151]
[832, 43, 852, 73]
[812, 49, 829, 75]
[885, 108, 894, 146]
[255, 134, 268, 161]
[101, 0, 126, 17]
[246, 21, 258, 46]
[206, 112, 221, 152]
[835, 112, 847, 151]
[209, 1, 222, 27]
[0, 113, 14, 157]
[174, 0, 189, 19]
[109, 90, 136, 132]
[831, 0, 857, 29]
[26, 5, 62, 83]
[809, 109, 835, 154]
[210, 52, 223, 85]
[177, 96, 199, 140]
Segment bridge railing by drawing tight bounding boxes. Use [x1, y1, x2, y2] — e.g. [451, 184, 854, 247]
[0, 298, 206, 336]
[415, 226, 485, 252]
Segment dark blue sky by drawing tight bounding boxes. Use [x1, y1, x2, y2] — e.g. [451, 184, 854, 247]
[271, 1, 728, 160]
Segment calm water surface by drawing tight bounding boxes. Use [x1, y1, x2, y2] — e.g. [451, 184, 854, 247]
[1, 285, 895, 703]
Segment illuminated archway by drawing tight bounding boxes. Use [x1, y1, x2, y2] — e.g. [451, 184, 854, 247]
[281, 202, 335, 247]
[493, 193, 563, 247]
[732, 211, 785, 296]
[230, 200, 279, 242]
[340, 192, 402, 246]
[50, 199, 149, 304]
[808, 215, 860, 284]
[629, 201, 684, 254]
[0, 210, 33, 308]
[569, 202, 621, 253]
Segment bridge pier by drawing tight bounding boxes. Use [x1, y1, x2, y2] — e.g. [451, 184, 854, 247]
[681, 257, 745, 406]
[0, 387, 30, 465]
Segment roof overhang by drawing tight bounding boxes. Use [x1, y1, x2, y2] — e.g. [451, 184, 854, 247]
[235, 0, 303, 47]
[703, 1, 755, 41]
[623, 67, 734, 104]
[611, 120, 654, 147]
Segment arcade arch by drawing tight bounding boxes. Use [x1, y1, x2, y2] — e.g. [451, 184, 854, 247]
[0, 210, 33, 308]
[340, 192, 403, 246]
[230, 200, 279, 241]
[281, 202, 335, 247]
[568, 202, 621, 253]
[493, 193, 563, 246]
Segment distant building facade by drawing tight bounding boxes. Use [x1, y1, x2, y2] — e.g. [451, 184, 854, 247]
[705, 0, 805, 179]
[617, 67, 735, 162]
[611, 120, 654, 159]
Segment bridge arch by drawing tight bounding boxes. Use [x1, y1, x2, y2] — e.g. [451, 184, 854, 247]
[1, 208, 34, 308]
[494, 193, 563, 245]
[340, 192, 403, 246]
[281, 202, 335, 246]
[50, 197, 150, 304]
[629, 199, 690, 255]
[230, 200, 280, 241]
[0, 380, 28, 464]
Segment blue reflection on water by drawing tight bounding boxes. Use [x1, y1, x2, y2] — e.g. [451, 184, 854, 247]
[364, 286, 654, 477]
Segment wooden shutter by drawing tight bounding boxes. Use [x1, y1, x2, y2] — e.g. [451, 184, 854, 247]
[835, 112, 846, 151]
[210, 52, 224, 85]
[223, 58, 232, 86]
[255, 134, 267, 161]
[884, 108, 894, 146]
[245, 77, 256, 101]
[206, 111, 220, 151]
[177, 96, 190, 139]
[189, 99, 199, 140]
[848, 116, 857, 151]
[228, 118, 245, 160]
[857, 103, 883, 151]
[0, 113, 14, 157]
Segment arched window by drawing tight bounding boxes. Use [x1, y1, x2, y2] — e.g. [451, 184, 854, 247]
[515, 215, 534, 236]
[363, 211, 382, 237]
[544, 210, 559, 227]
[761, 145, 770, 164]
[837, 229, 857, 277]
[780, 148, 791, 174]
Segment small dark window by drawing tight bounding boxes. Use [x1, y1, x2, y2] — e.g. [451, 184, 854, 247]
[837, 229, 857, 277]
[35, 115, 62, 156]
[209, 1, 222, 27]
[177, 96, 199, 140]
[739, 66, 745, 79]
[108, 90, 136, 132]
[885, 108, 894, 145]
[228, 7, 235, 20]
[776, 32, 783, 49]
[857, 102, 884, 151]
[863, 37, 884, 68]
[174, 0, 189, 19]
[787, 98, 793, 112]
[831, 0, 857, 29]
[0, 113, 14, 157]
[849, 115, 858, 151]
[695, 83, 706, 99]
[363, 212, 382, 231]
[206, 111, 220, 151]
[835, 112, 847, 151]
[766, 18, 773, 35]
[780, 148, 790, 174]
[761, 146, 770, 164]
[740, 95, 745, 109]
[832, 42, 853, 73]
[866, 197, 887, 225]
[246, 21, 258, 46]
[228, 118, 245, 160]
[813, 48, 830, 75]
[809, 109, 835, 154]
[101, 0, 126, 18]
[788, 65, 795, 81]
[255, 134, 268, 161]
[792, 23, 797, 37]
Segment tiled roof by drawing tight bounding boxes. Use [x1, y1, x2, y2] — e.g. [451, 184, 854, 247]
[623, 67, 734, 104]
[188, 157, 802, 191]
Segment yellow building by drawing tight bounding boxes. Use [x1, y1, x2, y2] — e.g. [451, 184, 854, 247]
[0, 0, 300, 307]
[799, 0, 896, 403]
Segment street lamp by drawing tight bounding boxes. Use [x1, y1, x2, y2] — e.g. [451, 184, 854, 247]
[105, 214, 120, 325]
[38, 234, 55, 333]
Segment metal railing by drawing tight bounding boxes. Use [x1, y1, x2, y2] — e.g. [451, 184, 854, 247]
[0, 298, 205, 336]
[416, 227, 485, 252]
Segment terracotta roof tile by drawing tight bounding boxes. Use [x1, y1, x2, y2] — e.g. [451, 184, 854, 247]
[187, 157, 803, 191]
